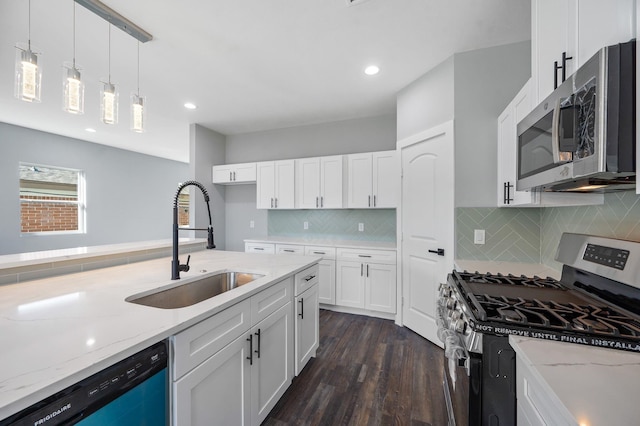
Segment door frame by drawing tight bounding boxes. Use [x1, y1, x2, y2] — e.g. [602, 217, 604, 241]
[394, 120, 455, 328]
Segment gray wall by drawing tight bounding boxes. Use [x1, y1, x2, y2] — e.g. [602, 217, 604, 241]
[226, 114, 396, 163]
[223, 114, 397, 251]
[454, 41, 531, 207]
[0, 122, 188, 255]
[190, 124, 227, 250]
[396, 56, 454, 141]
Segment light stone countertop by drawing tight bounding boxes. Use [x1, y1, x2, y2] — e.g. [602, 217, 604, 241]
[0, 249, 320, 420]
[510, 336, 640, 425]
[0, 238, 206, 270]
[245, 236, 396, 250]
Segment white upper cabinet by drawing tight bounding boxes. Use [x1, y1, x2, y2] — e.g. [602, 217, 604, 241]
[346, 150, 398, 208]
[531, 0, 635, 104]
[212, 162, 257, 185]
[295, 156, 343, 209]
[256, 160, 295, 209]
[497, 80, 539, 207]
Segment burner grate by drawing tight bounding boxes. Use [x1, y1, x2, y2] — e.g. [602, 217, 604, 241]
[457, 271, 564, 289]
[476, 294, 640, 338]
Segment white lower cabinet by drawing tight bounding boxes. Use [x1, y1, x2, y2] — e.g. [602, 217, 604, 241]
[172, 278, 295, 426]
[174, 332, 251, 426]
[516, 353, 575, 426]
[304, 246, 336, 305]
[335, 248, 396, 314]
[250, 301, 293, 424]
[293, 265, 320, 375]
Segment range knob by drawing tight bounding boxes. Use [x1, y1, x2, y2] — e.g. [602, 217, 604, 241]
[450, 311, 461, 321]
[446, 297, 457, 310]
[452, 318, 466, 334]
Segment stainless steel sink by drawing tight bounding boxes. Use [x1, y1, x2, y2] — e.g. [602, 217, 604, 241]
[126, 271, 264, 309]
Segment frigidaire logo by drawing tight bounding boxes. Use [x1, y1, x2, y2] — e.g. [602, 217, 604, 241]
[33, 403, 71, 426]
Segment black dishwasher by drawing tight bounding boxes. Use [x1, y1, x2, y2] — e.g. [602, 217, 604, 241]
[0, 341, 168, 426]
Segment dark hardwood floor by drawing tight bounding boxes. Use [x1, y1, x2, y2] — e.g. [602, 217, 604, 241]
[263, 309, 447, 426]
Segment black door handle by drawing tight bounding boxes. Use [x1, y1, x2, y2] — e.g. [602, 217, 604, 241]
[428, 248, 445, 256]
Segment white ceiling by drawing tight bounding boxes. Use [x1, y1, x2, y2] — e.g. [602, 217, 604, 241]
[0, 0, 530, 163]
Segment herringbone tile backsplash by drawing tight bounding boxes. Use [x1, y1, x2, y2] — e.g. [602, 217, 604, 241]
[457, 191, 640, 268]
[541, 192, 640, 268]
[268, 209, 396, 241]
[456, 208, 541, 262]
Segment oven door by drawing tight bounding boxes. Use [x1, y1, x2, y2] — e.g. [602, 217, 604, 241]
[442, 335, 481, 426]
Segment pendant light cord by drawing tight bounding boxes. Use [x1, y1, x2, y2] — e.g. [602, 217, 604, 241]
[137, 41, 140, 96]
[27, 0, 31, 50]
[72, 0, 76, 68]
[108, 24, 111, 83]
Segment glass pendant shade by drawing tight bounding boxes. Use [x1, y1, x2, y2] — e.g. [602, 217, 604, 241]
[14, 44, 42, 102]
[131, 94, 146, 133]
[63, 64, 84, 114]
[100, 82, 118, 124]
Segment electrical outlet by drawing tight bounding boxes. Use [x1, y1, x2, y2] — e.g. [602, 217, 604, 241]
[303, 221, 309, 230]
[358, 223, 364, 232]
[249, 220, 255, 229]
[474, 229, 485, 245]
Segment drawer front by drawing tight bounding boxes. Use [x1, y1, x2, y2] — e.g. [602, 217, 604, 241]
[172, 298, 251, 380]
[251, 277, 293, 325]
[294, 264, 320, 296]
[276, 244, 304, 255]
[245, 242, 275, 254]
[304, 245, 337, 260]
[336, 248, 396, 264]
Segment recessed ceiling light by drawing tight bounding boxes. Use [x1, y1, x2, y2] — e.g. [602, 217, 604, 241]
[184, 102, 197, 110]
[364, 65, 380, 76]
[85, 128, 96, 133]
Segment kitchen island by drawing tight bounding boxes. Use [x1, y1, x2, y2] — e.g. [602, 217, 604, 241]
[0, 247, 319, 420]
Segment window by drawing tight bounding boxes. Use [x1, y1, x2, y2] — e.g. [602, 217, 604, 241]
[177, 188, 190, 227]
[19, 163, 86, 234]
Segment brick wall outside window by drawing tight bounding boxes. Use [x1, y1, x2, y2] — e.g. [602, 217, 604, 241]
[20, 196, 78, 233]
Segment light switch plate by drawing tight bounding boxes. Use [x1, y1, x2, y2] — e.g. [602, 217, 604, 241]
[304, 221, 309, 230]
[358, 223, 364, 232]
[474, 229, 485, 245]
[250, 220, 255, 229]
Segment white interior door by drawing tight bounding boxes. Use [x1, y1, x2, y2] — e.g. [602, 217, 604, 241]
[398, 121, 454, 347]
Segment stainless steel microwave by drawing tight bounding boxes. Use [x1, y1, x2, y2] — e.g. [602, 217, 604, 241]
[517, 39, 636, 192]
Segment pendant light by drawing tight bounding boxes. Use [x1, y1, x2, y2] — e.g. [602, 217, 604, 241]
[100, 24, 118, 124]
[131, 41, 146, 133]
[63, 0, 84, 114]
[14, 0, 42, 103]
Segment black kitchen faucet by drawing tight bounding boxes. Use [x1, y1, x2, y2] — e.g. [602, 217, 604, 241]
[171, 180, 215, 280]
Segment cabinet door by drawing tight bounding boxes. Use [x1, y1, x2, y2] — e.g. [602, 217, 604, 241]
[346, 153, 373, 208]
[335, 260, 365, 308]
[365, 263, 397, 314]
[274, 160, 295, 209]
[295, 284, 319, 375]
[531, 0, 573, 103]
[372, 151, 398, 208]
[317, 259, 336, 305]
[296, 158, 320, 209]
[320, 155, 343, 208]
[212, 165, 234, 184]
[174, 332, 251, 426]
[233, 163, 257, 183]
[251, 302, 294, 425]
[256, 162, 275, 209]
[576, 0, 635, 69]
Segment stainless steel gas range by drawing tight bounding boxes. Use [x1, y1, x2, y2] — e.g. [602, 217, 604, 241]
[437, 233, 640, 426]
